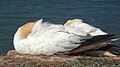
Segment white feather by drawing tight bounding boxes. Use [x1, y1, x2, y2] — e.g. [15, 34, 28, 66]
[31, 18, 43, 35]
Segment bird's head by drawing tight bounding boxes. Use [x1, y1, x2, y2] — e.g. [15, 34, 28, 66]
[14, 22, 35, 40]
[14, 18, 43, 43]
[64, 19, 83, 26]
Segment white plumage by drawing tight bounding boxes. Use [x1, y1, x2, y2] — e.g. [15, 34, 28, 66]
[13, 19, 107, 55]
[64, 19, 107, 36]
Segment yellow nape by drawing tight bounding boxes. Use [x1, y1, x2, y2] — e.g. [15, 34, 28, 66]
[20, 22, 35, 39]
[64, 19, 82, 26]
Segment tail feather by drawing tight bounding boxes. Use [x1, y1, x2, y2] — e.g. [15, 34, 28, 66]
[111, 38, 120, 41]
[79, 51, 117, 57]
[79, 45, 120, 57]
[68, 34, 120, 55]
[97, 45, 120, 56]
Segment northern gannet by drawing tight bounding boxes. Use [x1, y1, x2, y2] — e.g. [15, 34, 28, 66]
[13, 19, 120, 56]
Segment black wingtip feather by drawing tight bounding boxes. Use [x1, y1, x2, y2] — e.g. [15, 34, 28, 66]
[69, 34, 120, 55]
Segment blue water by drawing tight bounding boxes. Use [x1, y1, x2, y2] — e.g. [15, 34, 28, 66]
[0, 0, 120, 55]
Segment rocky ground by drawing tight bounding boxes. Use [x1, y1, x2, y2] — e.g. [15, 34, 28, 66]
[0, 50, 120, 67]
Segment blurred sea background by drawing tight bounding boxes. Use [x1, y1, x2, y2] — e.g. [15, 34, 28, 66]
[0, 0, 120, 55]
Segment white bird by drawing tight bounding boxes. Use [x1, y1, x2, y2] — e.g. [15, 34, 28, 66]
[13, 18, 120, 56]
